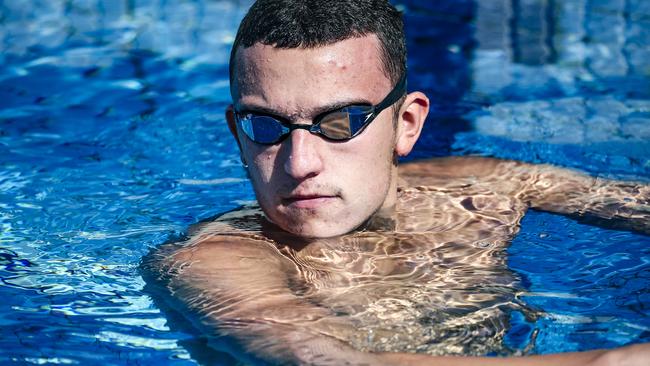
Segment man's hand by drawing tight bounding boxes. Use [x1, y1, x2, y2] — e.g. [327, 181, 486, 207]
[378, 342, 650, 366]
[592, 343, 650, 366]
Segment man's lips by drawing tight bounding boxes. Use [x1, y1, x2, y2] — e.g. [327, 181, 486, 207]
[281, 194, 338, 209]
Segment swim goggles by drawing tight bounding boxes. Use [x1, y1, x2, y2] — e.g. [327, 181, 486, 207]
[234, 74, 407, 145]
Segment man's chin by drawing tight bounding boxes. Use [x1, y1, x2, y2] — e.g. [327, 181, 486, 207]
[277, 219, 358, 239]
[285, 226, 349, 239]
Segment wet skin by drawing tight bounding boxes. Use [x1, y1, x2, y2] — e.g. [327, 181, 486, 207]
[142, 34, 650, 366]
[142, 156, 650, 365]
[226, 36, 428, 239]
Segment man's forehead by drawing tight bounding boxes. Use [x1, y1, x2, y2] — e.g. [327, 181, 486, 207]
[230, 35, 391, 102]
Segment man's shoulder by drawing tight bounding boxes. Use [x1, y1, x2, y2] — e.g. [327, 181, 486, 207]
[142, 210, 281, 279]
[144, 205, 272, 265]
[187, 205, 266, 236]
[398, 156, 525, 187]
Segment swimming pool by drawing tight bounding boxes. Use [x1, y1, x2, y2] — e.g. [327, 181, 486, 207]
[1, 0, 649, 364]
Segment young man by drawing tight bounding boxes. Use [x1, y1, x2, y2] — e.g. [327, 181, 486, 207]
[143, 0, 650, 364]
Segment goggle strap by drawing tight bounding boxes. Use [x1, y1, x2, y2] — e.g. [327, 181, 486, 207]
[374, 73, 407, 113]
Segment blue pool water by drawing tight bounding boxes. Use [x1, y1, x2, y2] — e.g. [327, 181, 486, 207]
[1, 0, 649, 364]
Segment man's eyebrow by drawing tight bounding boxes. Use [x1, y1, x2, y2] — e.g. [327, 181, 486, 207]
[311, 99, 373, 117]
[237, 105, 286, 118]
[238, 99, 374, 121]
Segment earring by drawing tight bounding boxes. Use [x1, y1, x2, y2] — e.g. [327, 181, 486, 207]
[240, 154, 249, 169]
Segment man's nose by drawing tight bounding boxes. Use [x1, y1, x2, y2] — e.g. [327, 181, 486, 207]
[283, 129, 324, 180]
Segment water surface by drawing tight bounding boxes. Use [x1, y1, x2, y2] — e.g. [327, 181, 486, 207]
[1, 0, 649, 364]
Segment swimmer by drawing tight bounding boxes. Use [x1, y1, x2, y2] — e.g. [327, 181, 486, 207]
[142, 0, 650, 364]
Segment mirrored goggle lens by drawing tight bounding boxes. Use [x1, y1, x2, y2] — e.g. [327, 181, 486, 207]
[319, 106, 374, 140]
[239, 115, 288, 144]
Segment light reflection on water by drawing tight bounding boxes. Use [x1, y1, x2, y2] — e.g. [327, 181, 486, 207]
[0, 0, 649, 364]
[1, 1, 253, 364]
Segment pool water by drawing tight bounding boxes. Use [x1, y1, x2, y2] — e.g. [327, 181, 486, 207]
[1, 0, 649, 364]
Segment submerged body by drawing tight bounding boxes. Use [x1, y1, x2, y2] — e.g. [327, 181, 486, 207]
[144, 1, 650, 363]
[143, 157, 650, 364]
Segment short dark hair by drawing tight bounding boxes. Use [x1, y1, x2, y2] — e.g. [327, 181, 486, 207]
[229, 0, 406, 88]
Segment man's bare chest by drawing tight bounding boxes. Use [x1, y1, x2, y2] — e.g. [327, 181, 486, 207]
[289, 185, 526, 305]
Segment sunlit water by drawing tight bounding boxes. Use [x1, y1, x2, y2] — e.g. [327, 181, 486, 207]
[1, 0, 649, 364]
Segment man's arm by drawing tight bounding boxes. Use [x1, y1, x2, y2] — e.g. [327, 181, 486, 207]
[400, 157, 650, 234]
[141, 235, 388, 365]
[521, 163, 650, 234]
[383, 344, 650, 366]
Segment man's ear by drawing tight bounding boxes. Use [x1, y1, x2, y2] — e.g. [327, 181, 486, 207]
[226, 104, 243, 151]
[395, 91, 429, 157]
